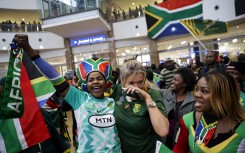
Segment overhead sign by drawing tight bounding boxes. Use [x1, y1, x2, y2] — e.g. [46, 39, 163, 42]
[70, 34, 107, 47]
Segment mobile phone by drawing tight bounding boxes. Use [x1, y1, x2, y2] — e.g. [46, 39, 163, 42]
[122, 88, 143, 100]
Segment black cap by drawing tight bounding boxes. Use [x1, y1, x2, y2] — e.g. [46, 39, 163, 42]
[226, 62, 245, 74]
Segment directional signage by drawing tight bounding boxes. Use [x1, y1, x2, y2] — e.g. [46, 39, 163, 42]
[70, 34, 107, 47]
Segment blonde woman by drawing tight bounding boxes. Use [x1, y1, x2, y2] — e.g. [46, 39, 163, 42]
[109, 59, 169, 153]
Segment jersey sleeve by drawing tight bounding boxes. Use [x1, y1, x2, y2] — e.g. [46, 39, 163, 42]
[63, 86, 88, 110]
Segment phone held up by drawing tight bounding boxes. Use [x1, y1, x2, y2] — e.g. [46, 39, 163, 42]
[122, 87, 143, 101]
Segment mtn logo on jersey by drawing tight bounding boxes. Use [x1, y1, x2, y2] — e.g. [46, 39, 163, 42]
[89, 114, 116, 128]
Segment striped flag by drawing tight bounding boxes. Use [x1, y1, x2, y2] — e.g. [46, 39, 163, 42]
[155, 140, 173, 153]
[23, 52, 55, 107]
[145, 0, 202, 39]
[181, 19, 228, 36]
[153, 72, 161, 87]
[0, 41, 54, 152]
[0, 61, 50, 153]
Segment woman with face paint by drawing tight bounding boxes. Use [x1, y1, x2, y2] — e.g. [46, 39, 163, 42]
[173, 71, 245, 153]
[14, 34, 121, 153]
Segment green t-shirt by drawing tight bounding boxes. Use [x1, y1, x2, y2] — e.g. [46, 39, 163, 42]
[110, 84, 167, 153]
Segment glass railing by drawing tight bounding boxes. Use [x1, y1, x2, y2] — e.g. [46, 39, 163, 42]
[38, 0, 102, 19]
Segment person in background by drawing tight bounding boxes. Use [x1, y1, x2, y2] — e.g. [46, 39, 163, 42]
[198, 50, 223, 77]
[15, 34, 121, 153]
[238, 53, 245, 62]
[226, 61, 245, 108]
[160, 58, 179, 89]
[162, 67, 196, 149]
[109, 59, 169, 153]
[173, 71, 245, 153]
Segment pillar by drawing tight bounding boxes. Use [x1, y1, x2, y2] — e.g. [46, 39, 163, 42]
[149, 39, 159, 65]
[64, 38, 75, 71]
[107, 31, 117, 69]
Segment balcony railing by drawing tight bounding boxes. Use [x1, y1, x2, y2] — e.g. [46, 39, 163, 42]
[0, 23, 43, 32]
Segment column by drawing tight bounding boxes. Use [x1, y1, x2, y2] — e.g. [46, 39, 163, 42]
[193, 41, 201, 66]
[107, 31, 117, 69]
[149, 39, 159, 65]
[64, 38, 75, 71]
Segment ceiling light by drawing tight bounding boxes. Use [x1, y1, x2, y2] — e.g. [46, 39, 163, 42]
[217, 38, 220, 41]
[136, 33, 140, 36]
[167, 45, 173, 50]
[181, 41, 186, 45]
[39, 45, 43, 49]
[243, 40, 245, 43]
[224, 43, 228, 46]
[132, 2, 135, 5]
[232, 39, 238, 43]
[2, 46, 6, 50]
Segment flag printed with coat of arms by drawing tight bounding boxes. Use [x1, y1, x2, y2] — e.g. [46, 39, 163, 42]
[145, 0, 202, 39]
[0, 41, 54, 153]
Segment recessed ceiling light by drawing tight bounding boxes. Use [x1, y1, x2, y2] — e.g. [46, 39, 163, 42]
[132, 2, 135, 5]
[232, 39, 238, 43]
[167, 46, 173, 50]
[181, 41, 186, 45]
[2, 46, 6, 50]
[39, 45, 43, 49]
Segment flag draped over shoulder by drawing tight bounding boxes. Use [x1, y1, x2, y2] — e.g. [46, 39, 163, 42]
[0, 41, 54, 153]
[180, 19, 228, 36]
[145, 0, 202, 39]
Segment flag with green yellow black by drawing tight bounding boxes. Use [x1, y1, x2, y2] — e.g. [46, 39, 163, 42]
[181, 19, 228, 36]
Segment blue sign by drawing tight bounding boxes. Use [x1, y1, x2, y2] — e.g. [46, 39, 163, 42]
[70, 34, 107, 47]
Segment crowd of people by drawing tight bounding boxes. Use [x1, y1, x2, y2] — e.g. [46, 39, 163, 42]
[112, 5, 144, 22]
[0, 34, 245, 153]
[0, 20, 42, 32]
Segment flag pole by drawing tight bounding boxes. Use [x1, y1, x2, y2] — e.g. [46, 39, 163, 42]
[180, 22, 207, 50]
